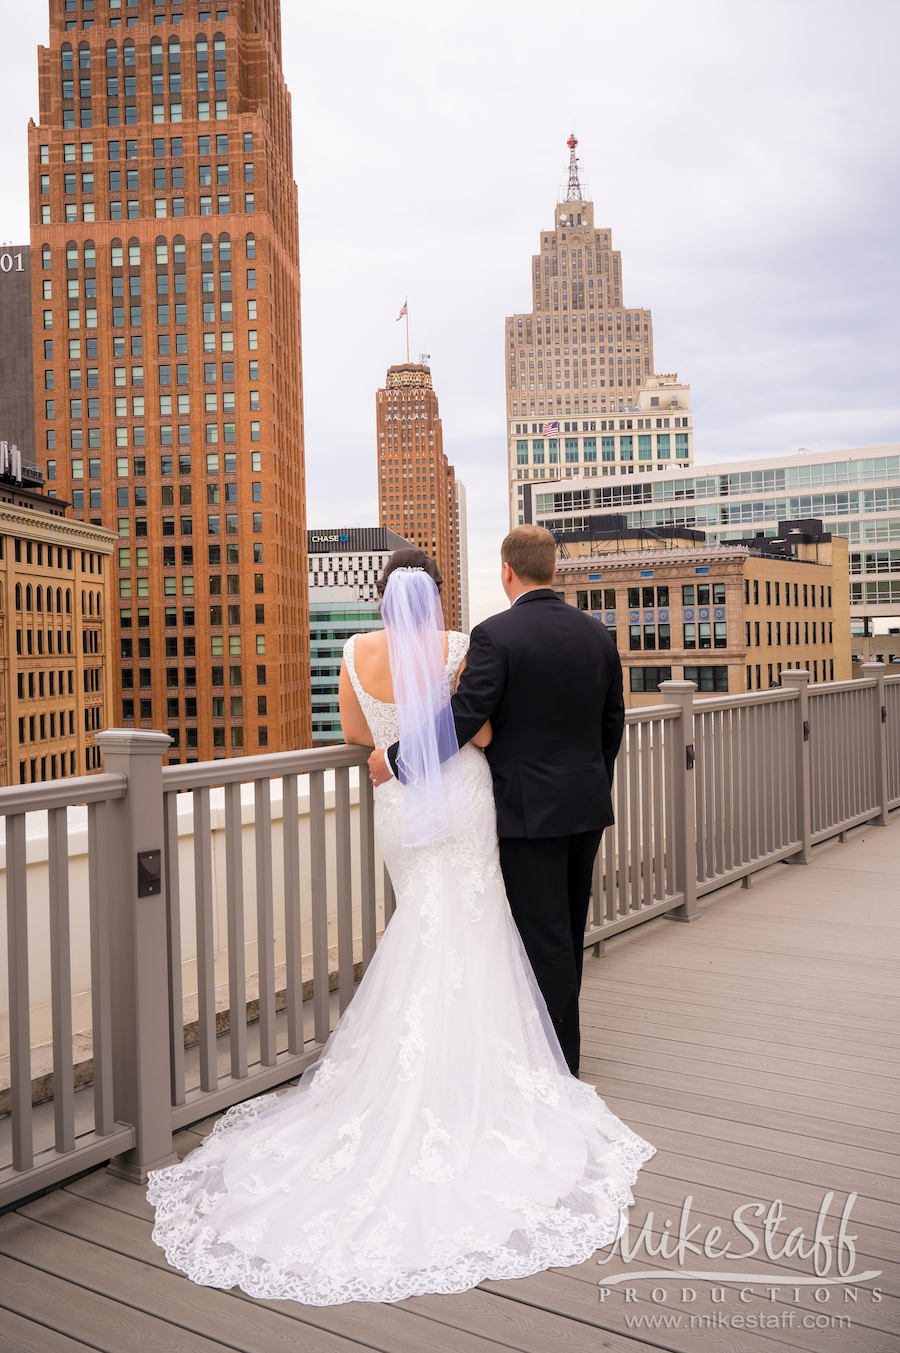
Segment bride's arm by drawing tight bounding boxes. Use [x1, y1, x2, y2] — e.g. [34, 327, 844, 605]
[455, 658, 492, 747]
[339, 664, 374, 746]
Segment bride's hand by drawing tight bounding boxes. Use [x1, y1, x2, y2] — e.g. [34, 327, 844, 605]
[471, 721, 492, 748]
[368, 748, 393, 787]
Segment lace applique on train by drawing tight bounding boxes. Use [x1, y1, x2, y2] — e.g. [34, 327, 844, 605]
[146, 628, 654, 1306]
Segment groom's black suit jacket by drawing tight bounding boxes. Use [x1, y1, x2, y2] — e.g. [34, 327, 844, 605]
[449, 589, 624, 839]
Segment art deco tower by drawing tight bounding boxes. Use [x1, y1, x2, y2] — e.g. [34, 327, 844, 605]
[376, 362, 463, 632]
[505, 136, 692, 528]
[28, 0, 310, 762]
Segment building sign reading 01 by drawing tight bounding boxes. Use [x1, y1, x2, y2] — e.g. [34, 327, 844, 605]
[0, 253, 25, 273]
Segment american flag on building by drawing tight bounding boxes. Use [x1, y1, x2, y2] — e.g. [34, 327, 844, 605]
[541, 421, 559, 435]
[396, 300, 408, 320]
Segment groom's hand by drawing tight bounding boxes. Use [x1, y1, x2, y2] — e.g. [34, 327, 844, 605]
[368, 748, 392, 787]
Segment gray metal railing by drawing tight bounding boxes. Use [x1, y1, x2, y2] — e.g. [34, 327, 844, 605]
[2, 665, 897, 1206]
[160, 745, 377, 1130]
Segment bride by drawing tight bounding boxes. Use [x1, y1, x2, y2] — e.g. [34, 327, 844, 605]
[148, 550, 654, 1305]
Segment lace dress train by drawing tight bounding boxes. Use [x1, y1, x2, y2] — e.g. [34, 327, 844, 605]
[147, 631, 654, 1305]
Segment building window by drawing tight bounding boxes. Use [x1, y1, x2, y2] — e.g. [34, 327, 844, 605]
[684, 666, 729, 692]
[629, 666, 672, 693]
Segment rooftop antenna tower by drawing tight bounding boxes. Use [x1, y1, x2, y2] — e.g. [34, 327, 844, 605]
[566, 132, 582, 202]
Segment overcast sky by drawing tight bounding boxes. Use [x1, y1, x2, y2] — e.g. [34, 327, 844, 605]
[2, 0, 898, 624]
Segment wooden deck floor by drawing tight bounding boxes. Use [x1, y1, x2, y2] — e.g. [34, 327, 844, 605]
[1, 815, 897, 1353]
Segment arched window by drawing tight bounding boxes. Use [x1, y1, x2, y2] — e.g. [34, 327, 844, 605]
[81, 590, 86, 615]
[218, 232, 231, 262]
[26, 585, 33, 612]
[156, 237, 169, 265]
[169, 39, 181, 64]
[213, 34, 226, 59]
[123, 40, 135, 67]
[36, 586, 43, 613]
[66, 589, 71, 614]
[83, 240, 96, 269]
[15, 583, 21, 611]
[196, 35, 208, 60]
[96, 592, 102, 618]
[106, 42, 118, 67]
[173, 235, 186, 264]
[150, 38, 163, 63]
[128, 238, 140, 266]
[66, 241, 78, 268]
[46, 587, 53, 614]
[245, 232, 256, 259]
[78, 43, 91, 69]
[201, 233, 214, 263]
[61, 44, 73, 71]
[42, 245, 51, 269]
[111, 237, 123, 267]
[89, 591, 94, 616]
[57, 587, 63, 613]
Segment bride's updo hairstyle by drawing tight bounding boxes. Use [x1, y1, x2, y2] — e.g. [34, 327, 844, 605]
[376, 548, 443, 598]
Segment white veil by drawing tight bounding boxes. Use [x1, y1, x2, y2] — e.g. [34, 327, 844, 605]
[381, 568, 470, 848]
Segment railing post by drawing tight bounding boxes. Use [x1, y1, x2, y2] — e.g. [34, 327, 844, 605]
[658, 681, 700, 922]
[780, 669, 812, 864]
[861, 661, 889, 826]
[94, 729, 178, 1183]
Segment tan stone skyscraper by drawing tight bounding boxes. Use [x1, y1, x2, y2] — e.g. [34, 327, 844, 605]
[28, 0, 310, 763]
[506, 136, 693, 528]
[377, 362, 462, 631]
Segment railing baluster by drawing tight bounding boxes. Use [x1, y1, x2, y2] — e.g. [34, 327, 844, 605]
[48, 807, 75, 1156]
[281, 773, 303, 1056]
[6, 813, 32, 1172]
[309, 769, 330, 1044]
[162, 791, 185, 1107]
[639, 726, 652, 909]
[615, 728, 629, 917]
[254, 778, 276, 1067]
[663, 712, 676, 898]
[590, 839, 603, 936]
[604, 785, 616, 917]
[88, 800, 114, 1135]
[335, 766, 354, 1013]
[651, 718, 664, 902]
[192, 786, 218, 1092]
[358, 770, 377, 971]
[225, 781, 248, 1076]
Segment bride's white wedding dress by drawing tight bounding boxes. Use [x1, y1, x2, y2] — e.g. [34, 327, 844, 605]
[147, 631, 654, 1305]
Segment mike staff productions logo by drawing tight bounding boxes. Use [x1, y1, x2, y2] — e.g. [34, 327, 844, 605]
[598, 1191, 882, 1335]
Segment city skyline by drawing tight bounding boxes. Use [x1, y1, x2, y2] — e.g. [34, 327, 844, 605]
[1, 0, 898, 625]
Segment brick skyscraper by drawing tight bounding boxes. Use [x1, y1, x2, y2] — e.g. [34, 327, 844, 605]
[505, 135, 695, 528]
[28, 0, 310, 762]
[376, 362, 462, 632]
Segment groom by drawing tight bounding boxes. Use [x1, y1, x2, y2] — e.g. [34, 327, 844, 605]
[369, 525, 625, 1076]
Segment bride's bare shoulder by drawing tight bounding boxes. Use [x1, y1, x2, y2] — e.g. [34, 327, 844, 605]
[354, 630, 387, 653]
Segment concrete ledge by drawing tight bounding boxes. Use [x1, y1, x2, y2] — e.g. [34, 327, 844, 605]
[0, 938, 366, 1116]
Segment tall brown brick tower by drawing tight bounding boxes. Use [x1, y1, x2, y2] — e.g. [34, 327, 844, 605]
[376, 363, 461, 632]
[27, 0, 310, 763]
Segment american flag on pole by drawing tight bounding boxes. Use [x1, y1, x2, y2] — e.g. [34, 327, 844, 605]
[396, 300, 408, 320]
[541, 420, 559, 435]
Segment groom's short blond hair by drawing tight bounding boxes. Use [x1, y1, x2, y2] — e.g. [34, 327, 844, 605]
[501, 526, 557, 586]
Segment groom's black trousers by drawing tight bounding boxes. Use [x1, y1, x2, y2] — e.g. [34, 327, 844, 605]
[498, 829, 603, 1077]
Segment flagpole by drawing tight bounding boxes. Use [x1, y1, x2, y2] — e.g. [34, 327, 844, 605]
[405, 302, 410, 363]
